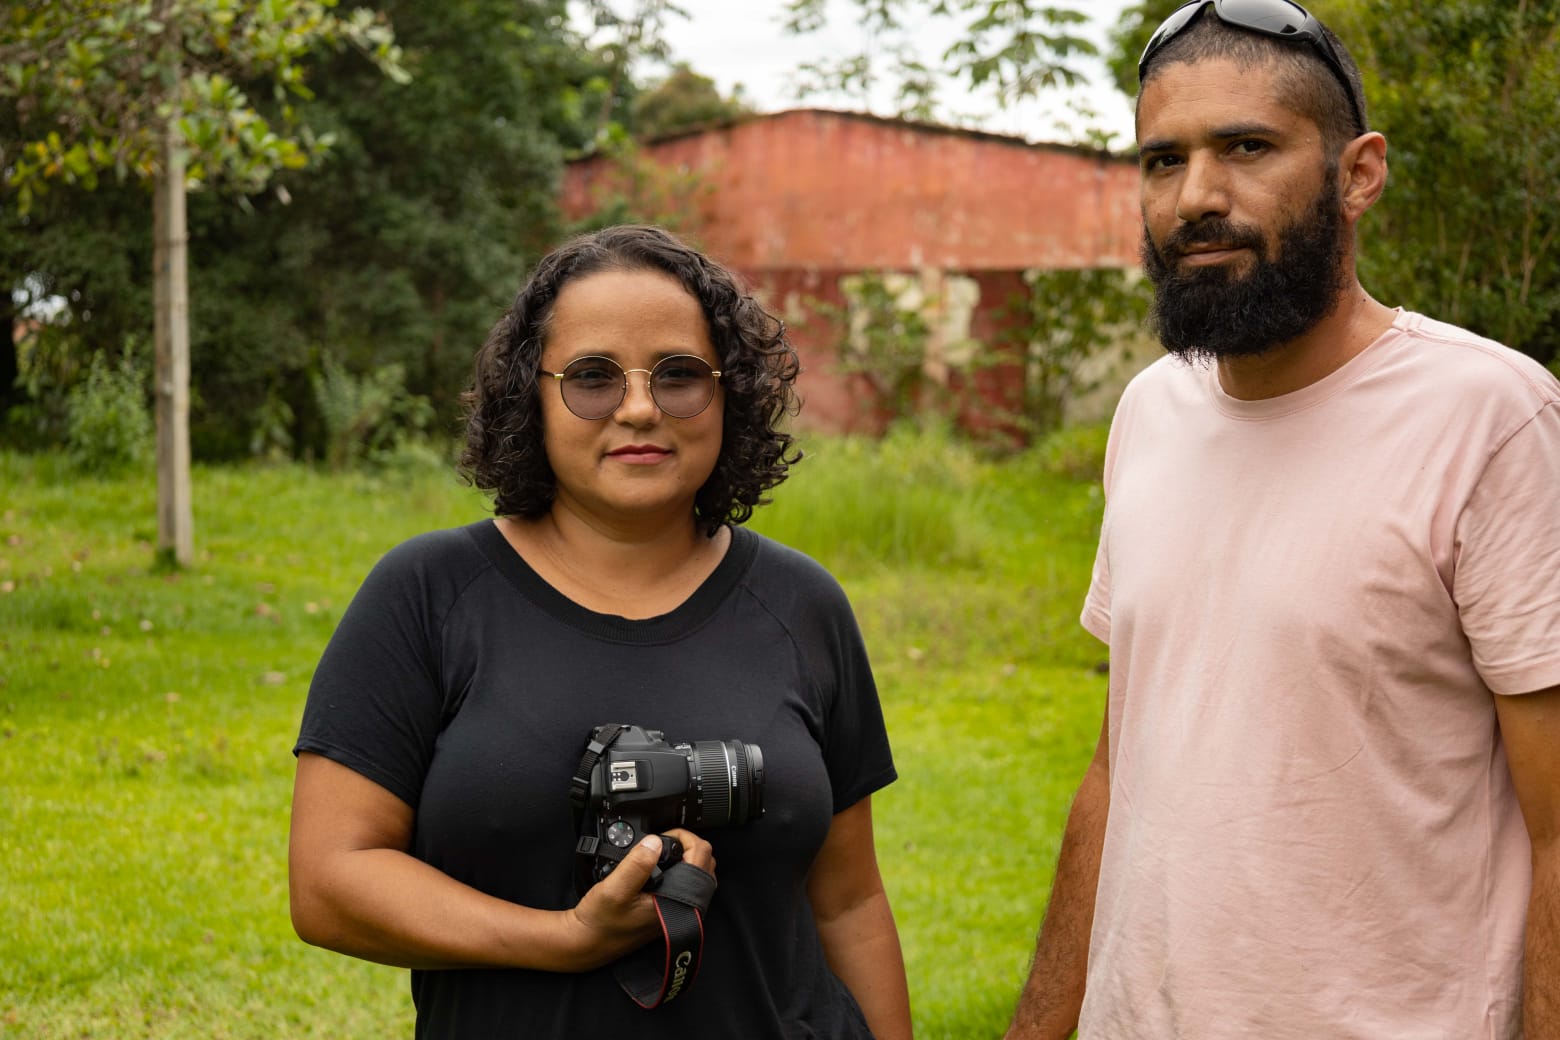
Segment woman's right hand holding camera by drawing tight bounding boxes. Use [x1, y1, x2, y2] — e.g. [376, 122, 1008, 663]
[291, 754, 721, 975]
[563, 828, 716, 971]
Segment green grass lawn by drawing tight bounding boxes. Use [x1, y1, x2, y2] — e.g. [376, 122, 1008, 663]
[0, 428, 1107, 1038]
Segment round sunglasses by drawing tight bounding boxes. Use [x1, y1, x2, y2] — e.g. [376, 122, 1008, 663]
[541, 354, 723, 420]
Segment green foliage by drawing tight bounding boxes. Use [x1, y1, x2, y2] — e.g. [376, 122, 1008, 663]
[630, 62, 752, 138]
[828, 272, 941, 425]
[782, 0, 1098, 122]
[310, 356, 433, 470]
[1104, 0, 1187, 96]
[6, 323, 87, 449]
[812, 268, 1144, 443]
[63, 346, 154, 474]
[1, 0, 642, 462]
[1341, 0, 1560, 363]
[0, 177, 152, 443]
[756, 423, 992, 573]
[0, 0, 407, 212]
[1005, 267, 1151, 435]
[565, 135, 715, 236]
[0, 440, 1106, 1037]
[1025, 420, 1110, 483]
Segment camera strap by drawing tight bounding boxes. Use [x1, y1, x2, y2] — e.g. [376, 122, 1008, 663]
[569, 723, 627, 814]
[615, 859, 716, 1008]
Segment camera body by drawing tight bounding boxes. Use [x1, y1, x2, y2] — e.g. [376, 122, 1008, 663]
[572, 723, 764, 892]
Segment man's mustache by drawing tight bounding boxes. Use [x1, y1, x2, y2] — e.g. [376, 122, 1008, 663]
[1153, 218, 1267, 261]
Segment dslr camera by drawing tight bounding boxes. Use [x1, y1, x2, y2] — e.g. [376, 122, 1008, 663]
[571, 723, 765, 892]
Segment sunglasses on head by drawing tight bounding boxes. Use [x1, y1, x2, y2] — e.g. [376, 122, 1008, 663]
[1138, 0, 1366, 136]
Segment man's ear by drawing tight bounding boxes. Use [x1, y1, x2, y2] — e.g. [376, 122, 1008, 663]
[1339, 131, 1388, 223]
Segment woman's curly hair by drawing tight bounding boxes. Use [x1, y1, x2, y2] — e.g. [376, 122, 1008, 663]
[459, 225, 801, 536]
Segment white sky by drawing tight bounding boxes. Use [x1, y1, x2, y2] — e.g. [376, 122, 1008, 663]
[648, 0, 1139, 149]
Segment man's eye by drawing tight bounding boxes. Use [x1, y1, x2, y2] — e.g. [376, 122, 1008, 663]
[1143, 154, 1180, 172]
[1231, 139, 1267, 156]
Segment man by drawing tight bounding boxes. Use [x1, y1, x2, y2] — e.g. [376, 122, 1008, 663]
[1005, 2, 1560, 1037]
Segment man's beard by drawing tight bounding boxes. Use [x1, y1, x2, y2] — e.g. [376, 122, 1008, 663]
[1140, 171, 1348, 361]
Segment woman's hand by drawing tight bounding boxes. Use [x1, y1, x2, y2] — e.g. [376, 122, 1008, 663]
[292, 754, 719, 975]
[290, 755, 721, 975]
[563, 827, 716, 971]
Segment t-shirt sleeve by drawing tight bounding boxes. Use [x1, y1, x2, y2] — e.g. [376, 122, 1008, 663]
[1081, 380, 1135, 645]
[1454, 401, 1560, 695]
[294, 536, 463, 808]
[803, 569, 897, 815]
[1081, 529, 1112, 645]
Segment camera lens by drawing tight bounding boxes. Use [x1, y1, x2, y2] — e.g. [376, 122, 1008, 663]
[686, 739, 765, 827]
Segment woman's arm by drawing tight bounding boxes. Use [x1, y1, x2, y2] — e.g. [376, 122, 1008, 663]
[807, 796, 913, 1039]
[288, 751, 714, 972]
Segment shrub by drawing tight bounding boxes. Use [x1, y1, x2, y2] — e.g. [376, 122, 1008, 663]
[1025, 422, 1110, 483]
[311, 355, 434, 470]
[63, 348, 153, 474]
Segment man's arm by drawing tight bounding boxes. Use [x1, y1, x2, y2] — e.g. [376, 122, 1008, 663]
[1005, 706, 1110, 1040]
[1493, 684, 1560, 1040]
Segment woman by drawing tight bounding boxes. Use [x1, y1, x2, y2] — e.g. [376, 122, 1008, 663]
[288, 225, 913, 1038]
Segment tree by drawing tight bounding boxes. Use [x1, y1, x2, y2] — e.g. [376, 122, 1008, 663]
[1338, 0, 1560, 363]
[573, 0, 685, 144]
[180, 0, 603, 460]
[781, 0, 1098, 124]
[4, 0, 699, 474]
[1102, 0, 1189, 97]
[631, 63, 751, 138]
[0, 0, 406, 566]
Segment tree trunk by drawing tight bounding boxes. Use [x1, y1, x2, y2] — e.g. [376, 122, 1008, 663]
[0, 288, 17, 413]
[153, 113, 194, 568]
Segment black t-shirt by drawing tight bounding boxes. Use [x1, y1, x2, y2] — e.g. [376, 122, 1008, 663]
[295, 520, 897, 1038]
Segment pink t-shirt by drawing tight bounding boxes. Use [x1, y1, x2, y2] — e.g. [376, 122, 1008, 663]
[1080, 311, 1560, 1038]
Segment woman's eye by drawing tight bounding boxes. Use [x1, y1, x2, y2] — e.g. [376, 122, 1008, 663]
[567, 366, 618, 386]
[657, 363, 704, 383]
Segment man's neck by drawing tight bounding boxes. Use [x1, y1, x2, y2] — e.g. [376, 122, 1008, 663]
[1216, 283, 1398, 401]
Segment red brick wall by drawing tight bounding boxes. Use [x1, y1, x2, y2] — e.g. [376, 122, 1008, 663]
[562, 109, 1142, 273]
[742, 268, 1037, 439]
[560, 110, 1146, 436]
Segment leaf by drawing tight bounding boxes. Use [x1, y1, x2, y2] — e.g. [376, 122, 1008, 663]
[62, 143, 92, 177]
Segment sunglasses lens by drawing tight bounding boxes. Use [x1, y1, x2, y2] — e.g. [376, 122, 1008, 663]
[1213, 0, 1312, 36]
[1140, 2, 1205, 72]
[650, 356, 717, 418]
[556, 356, 718, 419]
[559, 358, 624, 420]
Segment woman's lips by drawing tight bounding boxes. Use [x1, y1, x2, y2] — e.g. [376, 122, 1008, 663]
[607, 445, 672, 464]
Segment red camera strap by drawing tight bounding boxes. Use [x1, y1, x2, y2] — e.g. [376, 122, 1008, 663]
[613, 861, 717, 1008]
